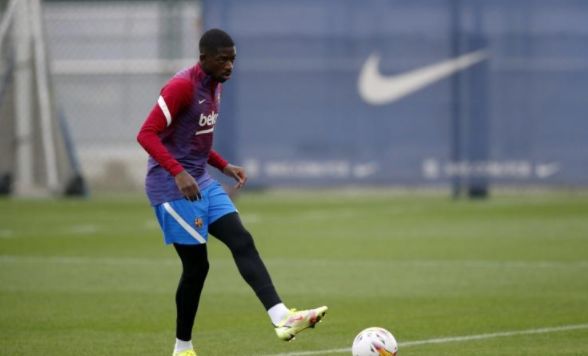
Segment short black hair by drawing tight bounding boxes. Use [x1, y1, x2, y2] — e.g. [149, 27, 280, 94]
[199, 28, 234, 54]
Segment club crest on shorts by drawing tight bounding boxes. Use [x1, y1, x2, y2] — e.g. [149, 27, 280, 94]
[194, 217, 204, 229]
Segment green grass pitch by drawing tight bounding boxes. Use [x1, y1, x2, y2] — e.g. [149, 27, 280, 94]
[1, 191, 588, 355]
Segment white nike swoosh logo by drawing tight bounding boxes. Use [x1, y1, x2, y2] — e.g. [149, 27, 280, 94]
[198, 99, 206, 104]
[358, 50, 489, 105]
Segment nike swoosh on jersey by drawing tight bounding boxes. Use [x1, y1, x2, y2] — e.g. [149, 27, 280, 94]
[198, 99, 206, 104]
[358, 50, 489, 105]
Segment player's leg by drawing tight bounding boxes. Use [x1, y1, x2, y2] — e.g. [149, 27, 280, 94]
[208, 211, 282, 309]
[206, 183, 328, 340]
[173, 243, 209, 354]
[153, 198, 210, 355]
[209, 212, 327, 340]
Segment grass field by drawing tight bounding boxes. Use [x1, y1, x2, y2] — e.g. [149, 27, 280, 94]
[1, 191, 588, 355]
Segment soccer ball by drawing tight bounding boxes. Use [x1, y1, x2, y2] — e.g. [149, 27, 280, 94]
[351, 327, 398, 356]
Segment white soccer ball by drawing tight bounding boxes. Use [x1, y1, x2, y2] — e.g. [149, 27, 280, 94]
[351, 327, 398, 356]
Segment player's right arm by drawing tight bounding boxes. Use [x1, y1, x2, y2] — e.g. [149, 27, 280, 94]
[136, 79, 201, 201]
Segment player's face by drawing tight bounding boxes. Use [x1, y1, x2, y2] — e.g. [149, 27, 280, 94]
[201, 46, 236, 83]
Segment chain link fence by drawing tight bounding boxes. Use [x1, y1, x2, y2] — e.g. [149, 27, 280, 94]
[44, 0, 202, 192]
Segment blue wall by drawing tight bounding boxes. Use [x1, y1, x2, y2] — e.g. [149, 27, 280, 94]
[205, 0, 588, 187]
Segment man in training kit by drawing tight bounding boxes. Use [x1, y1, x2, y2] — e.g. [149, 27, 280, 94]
[137, 28, 327, 356]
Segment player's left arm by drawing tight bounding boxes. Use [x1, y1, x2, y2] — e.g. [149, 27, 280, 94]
[208, 150, 247, 189]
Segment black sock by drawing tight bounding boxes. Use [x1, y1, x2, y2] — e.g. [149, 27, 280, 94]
[173, 243, 209, 341]
[209, 212, 282, 310]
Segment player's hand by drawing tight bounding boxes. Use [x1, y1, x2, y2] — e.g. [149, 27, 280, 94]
[175, 170, 201, 201]
[223, 164, 247, 190]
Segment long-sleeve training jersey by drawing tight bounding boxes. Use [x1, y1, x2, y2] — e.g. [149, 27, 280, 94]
[137, 63, 228, 206]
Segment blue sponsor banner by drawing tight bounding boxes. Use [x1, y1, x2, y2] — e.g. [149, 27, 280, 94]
[205, 0, 588, 186]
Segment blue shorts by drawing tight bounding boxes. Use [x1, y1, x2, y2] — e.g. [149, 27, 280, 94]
[153, 181, 237, 245]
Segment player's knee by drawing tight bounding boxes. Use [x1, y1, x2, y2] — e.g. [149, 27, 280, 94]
[183, 259, 209, 281]
[200, 259, 210, 275]
[230, 230, 257, 255]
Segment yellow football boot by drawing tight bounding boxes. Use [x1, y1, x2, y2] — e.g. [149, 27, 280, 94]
[274, 306, 328, 341]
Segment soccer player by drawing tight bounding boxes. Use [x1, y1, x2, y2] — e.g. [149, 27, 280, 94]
[136, 29, 327, 356]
